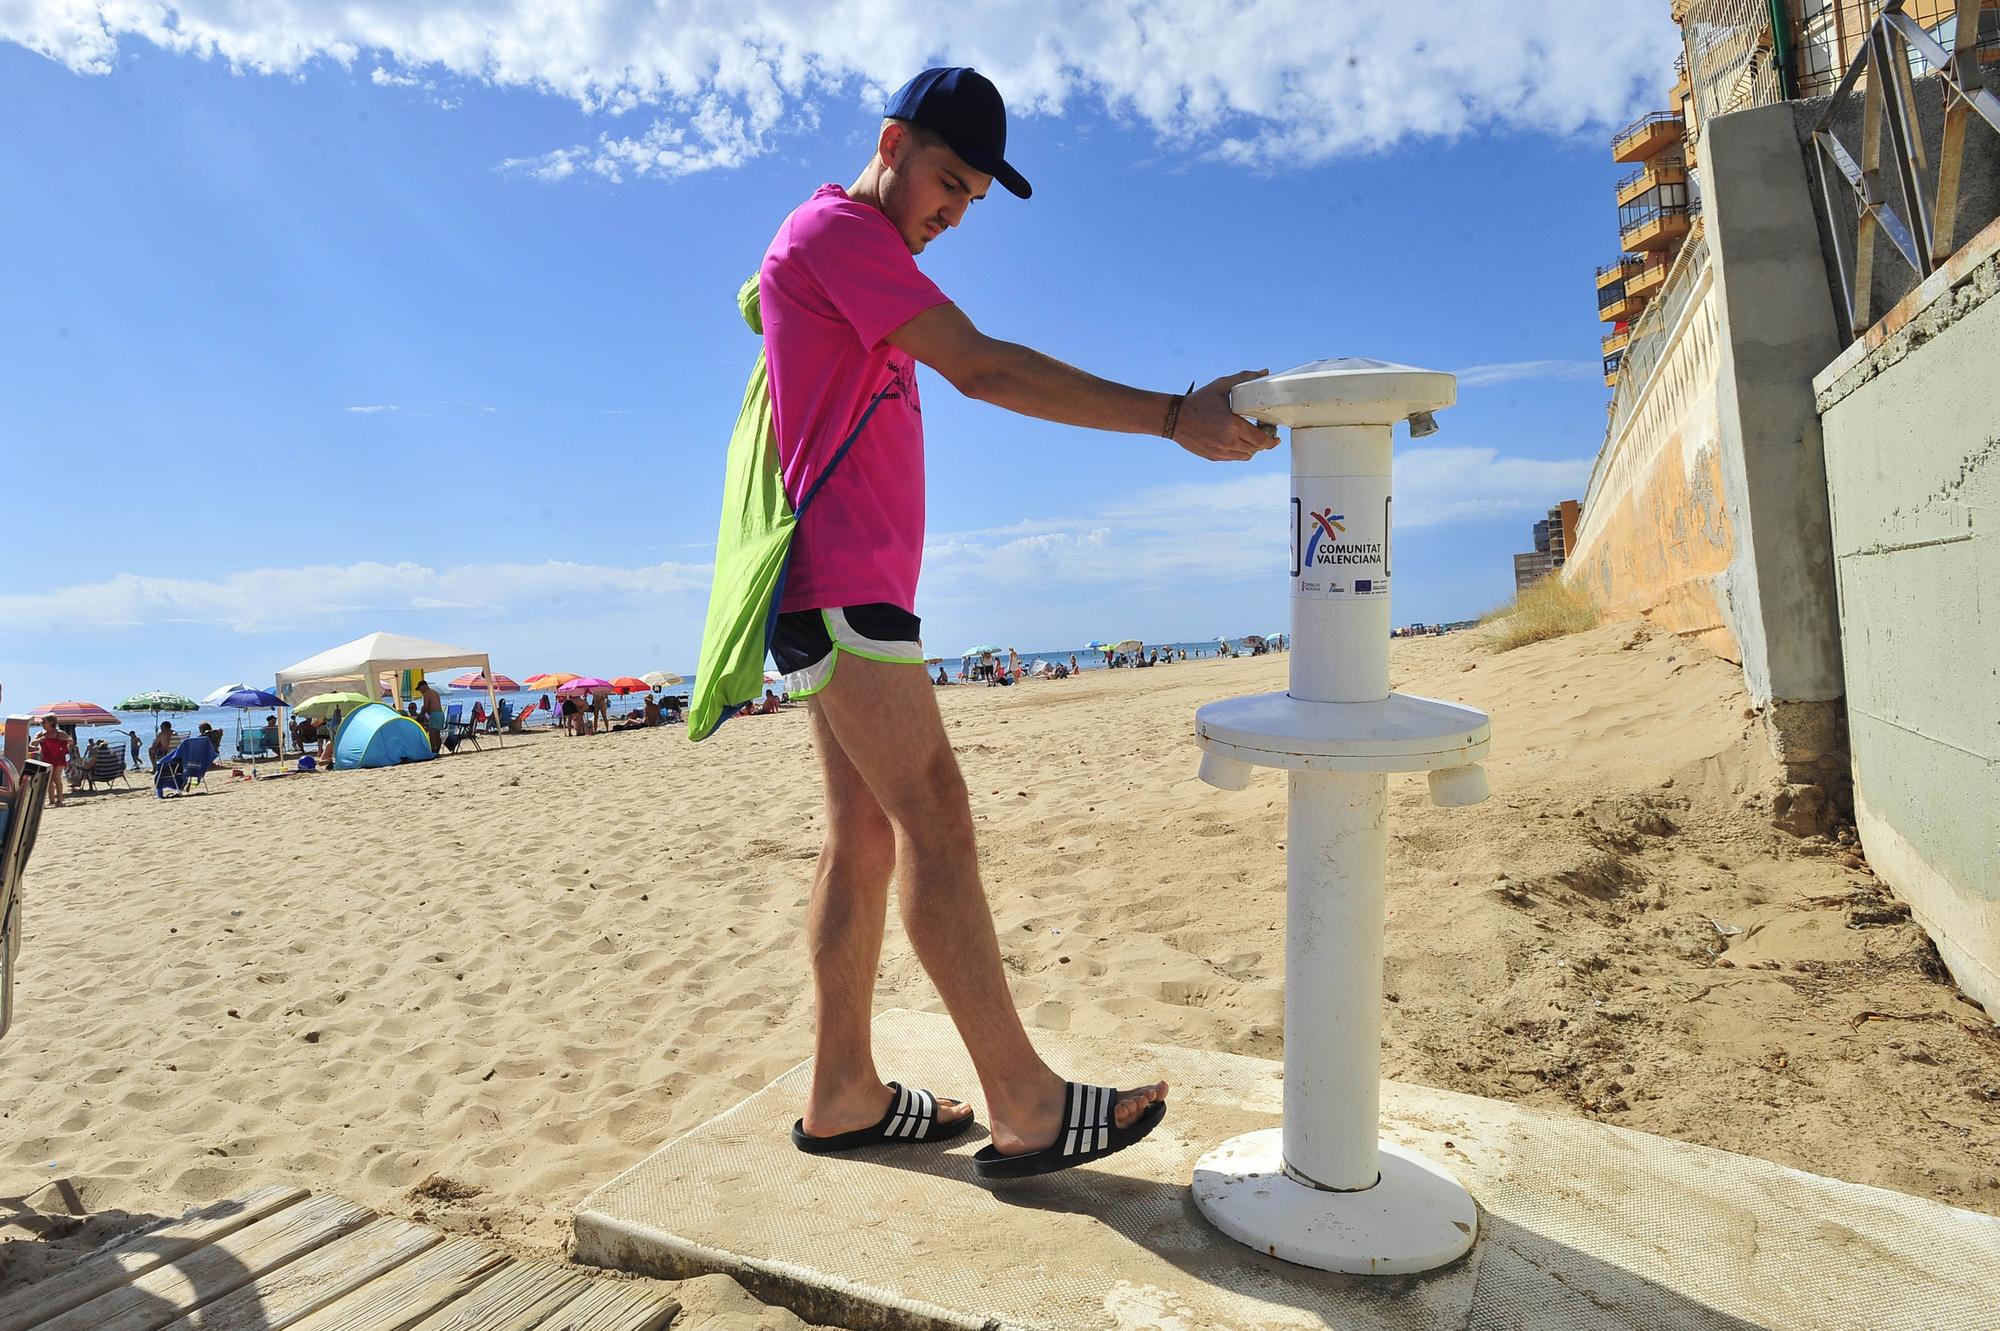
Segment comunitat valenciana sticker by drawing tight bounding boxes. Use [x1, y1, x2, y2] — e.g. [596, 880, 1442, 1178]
[1291, 477, 1391, 598]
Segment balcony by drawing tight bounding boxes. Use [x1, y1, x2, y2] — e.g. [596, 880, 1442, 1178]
[1603, 348, 1623, 387]
[1625, 253, 1673, 302]
[1602, 328, 1630, 358]
[1616, 153, 1687, 207]
[1596, 256, 1642, 290]
[1620, 202, 1694, 252]
[1612, 110, 1684, 163]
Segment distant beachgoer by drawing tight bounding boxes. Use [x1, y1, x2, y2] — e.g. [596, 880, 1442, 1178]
[33, 715, 70, 807]
[591, 689, 611, 733]
[150, 721, 174, 765]
[560, 695, 580, 736]
[755, 689, 782, 715]
[935, 666, 948, 686]
[261, 714, 280, 754]
[1068, 654, 1079, 674]
[126, 728, 143, 768]
[1006, 647, 1020, 678]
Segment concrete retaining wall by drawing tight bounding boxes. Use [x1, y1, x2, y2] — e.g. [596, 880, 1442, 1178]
[1814, 215, 2000, 1017]
[1568, 262, 1740, 663]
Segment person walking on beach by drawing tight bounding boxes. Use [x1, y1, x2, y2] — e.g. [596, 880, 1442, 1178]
[766, 67, 1275, 1179]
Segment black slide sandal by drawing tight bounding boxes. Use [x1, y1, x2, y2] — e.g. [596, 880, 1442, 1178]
[971, 1081, 1167, 1180]
[791, 1081, 974, 1154]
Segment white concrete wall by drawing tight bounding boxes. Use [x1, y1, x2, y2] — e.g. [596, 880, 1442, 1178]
[1814, 225, 2000, 1017]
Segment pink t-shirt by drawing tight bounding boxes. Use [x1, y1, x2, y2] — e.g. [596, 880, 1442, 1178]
[761, 184, 950, 613]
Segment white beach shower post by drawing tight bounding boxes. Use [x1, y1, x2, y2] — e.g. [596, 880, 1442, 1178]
[1191, 359, 1491, 1275]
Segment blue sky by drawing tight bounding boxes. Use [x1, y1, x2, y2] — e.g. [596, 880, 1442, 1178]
[0, 2, 1680, 708]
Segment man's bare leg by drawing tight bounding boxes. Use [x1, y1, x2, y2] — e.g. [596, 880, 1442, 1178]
[809, 651, 1164, 1155]
[799, 701, 973, 1137]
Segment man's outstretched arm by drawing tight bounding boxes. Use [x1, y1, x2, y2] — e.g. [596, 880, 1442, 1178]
[887, 302, 1278, 463]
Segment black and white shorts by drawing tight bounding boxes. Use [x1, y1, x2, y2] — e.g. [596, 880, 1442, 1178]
[771, 603, 925, 698]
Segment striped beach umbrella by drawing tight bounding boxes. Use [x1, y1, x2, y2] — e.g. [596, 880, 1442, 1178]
[33, 701, 122, 728]
[450, 672, 520, 691]
[523, 672, 579, 691]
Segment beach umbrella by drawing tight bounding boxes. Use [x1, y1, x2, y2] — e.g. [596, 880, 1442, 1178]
[118, 691, 199, 720]
[450, 671, 519, 691]
[962, 644, 999, 657]
[762, 670, 786, 685]
[33, 701, 122, 728]
[639, 671, 683, 688]
[555, 676, 612, 695]
[523, 672, 579, 691]
[216, 688, 285, 754]
[217, 688, 283, 709]
[1112, 638, 1144, 653]
[608, 676, 651, 694]
[201, 683, 251, 706]
[294, 691, 373, 720]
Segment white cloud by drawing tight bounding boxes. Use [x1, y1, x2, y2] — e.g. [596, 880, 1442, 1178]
[343, 403, 397, 413]
[0, 559, 711, 634]
[369, 65, 419, 88]
[3, 444, 1583, 638]
[922, 445, 1591, 599]
[4, 2, 1680, 180]
[1453, 360, 1600, 388]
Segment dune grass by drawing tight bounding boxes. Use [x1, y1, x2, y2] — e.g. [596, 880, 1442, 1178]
[1481, 573, 1600, 652]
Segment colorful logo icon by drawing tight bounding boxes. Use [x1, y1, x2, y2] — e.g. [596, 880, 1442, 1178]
[1304, 509, 1345, 567]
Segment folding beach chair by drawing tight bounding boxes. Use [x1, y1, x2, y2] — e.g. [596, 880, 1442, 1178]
[1, 760, 53, 1042]
[237, 731, 275, 760]
[442, 703, 480, 753]
[73, 744, 131, 792]
[154, 735, 218, 798]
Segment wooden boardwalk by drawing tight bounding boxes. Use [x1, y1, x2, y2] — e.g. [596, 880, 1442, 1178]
[0, 1185, 680, 1331]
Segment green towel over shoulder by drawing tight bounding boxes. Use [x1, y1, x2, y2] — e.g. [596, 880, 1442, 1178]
[688, 276, 892, 741]
[688, 276, 791, 741]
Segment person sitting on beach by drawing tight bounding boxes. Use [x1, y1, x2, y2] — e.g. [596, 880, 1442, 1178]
[471, 700, 486, 729]
[495, 697, 514, 733]
[150, 721, 175, 766]
[744, 69, 1273, 1177]
[754, 689, 783, 716]
[261, 714, 280, 754]
[935, 666, 949, 686]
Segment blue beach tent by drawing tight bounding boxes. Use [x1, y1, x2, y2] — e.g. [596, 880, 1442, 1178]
[333, 703, 434, 770]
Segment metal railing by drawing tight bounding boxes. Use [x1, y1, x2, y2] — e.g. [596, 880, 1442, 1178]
[1603, 225, 1713, 447]
[1598, 281, 1629, 313]
[1612, 110, 1686, 154]
[1616, 153, 1690, 196]
[1619, 201, 1697, 244]
[1810, 0, 2000, 337]
[1684, 0, 1788, 128]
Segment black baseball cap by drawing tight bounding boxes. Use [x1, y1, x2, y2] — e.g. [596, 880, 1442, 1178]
[884, 67, 1031, 200]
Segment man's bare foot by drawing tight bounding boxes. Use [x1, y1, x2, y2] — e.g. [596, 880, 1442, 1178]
[984, 1077, 1168, 1157]
[801, 1078, 974, 1139]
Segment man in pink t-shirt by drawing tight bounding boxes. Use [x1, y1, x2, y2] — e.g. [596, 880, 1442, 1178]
[771, 67, 1276, 1180]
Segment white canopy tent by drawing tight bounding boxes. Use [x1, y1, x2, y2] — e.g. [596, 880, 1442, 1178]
[274, 631, 501, 745]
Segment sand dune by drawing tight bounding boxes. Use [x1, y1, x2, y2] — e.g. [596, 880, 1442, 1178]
[4, 622, 1995, 1327]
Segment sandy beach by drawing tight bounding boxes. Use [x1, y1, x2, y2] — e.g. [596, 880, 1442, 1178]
[4, 621, 1997, 1328]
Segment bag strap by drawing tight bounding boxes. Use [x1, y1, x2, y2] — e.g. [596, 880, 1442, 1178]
[796, 381, 896, 519]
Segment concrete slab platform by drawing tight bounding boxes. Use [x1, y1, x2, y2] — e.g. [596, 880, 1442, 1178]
[574, 1010, 2000, 1331]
